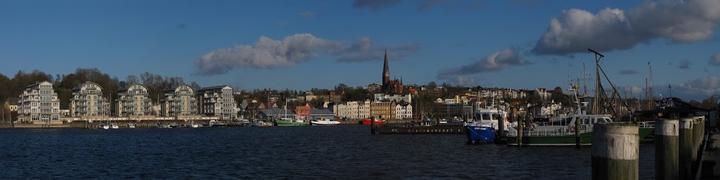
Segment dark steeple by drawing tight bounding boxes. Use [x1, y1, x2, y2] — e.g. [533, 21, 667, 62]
[382, 50, 390, 90]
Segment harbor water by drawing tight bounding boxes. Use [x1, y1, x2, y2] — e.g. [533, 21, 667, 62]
[0, 126, 656, 179]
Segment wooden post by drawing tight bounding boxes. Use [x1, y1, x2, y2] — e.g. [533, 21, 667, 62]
[370, 116, 376, 135]
[591, 123, 639, 180]
[498, 108, 506, 144]
[575, 116, 581, 149]
[517, 115, 524, 147]
[655, 119, 679, 180]
[679, 118, 694, 179]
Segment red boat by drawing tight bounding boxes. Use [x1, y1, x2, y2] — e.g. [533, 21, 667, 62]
[361, 119, 385, 125]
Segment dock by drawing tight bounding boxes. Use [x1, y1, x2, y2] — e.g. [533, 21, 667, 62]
[376, 125, 465, 134]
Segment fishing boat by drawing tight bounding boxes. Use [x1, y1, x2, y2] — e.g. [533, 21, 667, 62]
[311, 118, 341, 126]
[361, 118, 384, 125]
[275, 118, 305, 127]
[506, 114, 612, 146]
[465, 107, 507, 144]
[465, 121, 496, 144]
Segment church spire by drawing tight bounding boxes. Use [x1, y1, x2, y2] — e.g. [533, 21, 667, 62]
[382, 50, 390, 90]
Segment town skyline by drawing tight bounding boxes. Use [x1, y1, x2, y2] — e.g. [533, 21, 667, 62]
[2, 0, 720, 100]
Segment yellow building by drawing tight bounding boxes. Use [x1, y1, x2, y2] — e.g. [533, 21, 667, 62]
[370, 101, 394, 120]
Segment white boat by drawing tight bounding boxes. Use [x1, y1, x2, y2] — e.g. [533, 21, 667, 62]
[311, 118, 341, 126]
[191, 124, 200, 128]
[472, 107, 509, 131]
[101, 124, 110, 130]
[128, 123, 136, 128]
[111, 124, 119, 129]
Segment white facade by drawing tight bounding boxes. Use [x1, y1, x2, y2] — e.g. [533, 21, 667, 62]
[116, 84, 153, 117]
[394, 104, 413, 119]
[197, 85, 237, 120]
[18, 81, 60, 122]
[333, 100, 371, 119]
[70, 82, 110, 117]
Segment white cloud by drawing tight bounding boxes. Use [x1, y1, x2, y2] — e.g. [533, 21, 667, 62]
[534, 0, 720, 55]
[195, 33, 417, 75]
[437, 48, 528, 79]
[678, 75, 720, 97]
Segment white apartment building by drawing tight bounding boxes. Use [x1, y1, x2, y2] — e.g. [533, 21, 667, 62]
[116, 84, 153, 117]
[161, 85, 198, 117]
[70, 81, 110, 117]
[18, 81, 60, 123]
[197, 85, 237, 120]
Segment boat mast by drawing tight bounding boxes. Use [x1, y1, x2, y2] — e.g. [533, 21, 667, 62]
[589, 48, 605, 115]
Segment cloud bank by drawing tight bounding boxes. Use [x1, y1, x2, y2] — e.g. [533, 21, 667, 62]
[195, 33, 418, 75]
[437, 48, 528, 80]
[533, 0, 720, 55]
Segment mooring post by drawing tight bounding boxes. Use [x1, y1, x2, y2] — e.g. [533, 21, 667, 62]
[370, 117, 376, 135]
[575, 116, 581, 149]
[591, 123, 639, 180]
[517, 116, 524, 147]
[655, 119, 679, 180]
[679, 118, 694, 179]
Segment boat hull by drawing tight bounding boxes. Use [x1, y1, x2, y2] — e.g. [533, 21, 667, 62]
[507, 128, 655, 146]
[465, 126, 496, 144]
[361, 119, 384, 126]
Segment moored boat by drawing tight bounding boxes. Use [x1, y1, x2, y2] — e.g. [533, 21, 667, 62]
[311, 118, 341, 126]
[465, 121, 496, 144]
[275, 118, 305, 127]
[361, 119, 384, 125]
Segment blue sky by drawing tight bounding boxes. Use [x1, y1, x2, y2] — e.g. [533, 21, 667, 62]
[1, 0, 720, 100]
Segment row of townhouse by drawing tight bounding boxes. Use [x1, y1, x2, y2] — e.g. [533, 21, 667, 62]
[333, 100, 412, 120]
[16, 81, 238, 123]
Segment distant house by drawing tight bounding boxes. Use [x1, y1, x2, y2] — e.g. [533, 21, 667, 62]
[294, 104, 311, 120]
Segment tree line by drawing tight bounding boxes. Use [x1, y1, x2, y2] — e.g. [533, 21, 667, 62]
[0, 68, 200, 109]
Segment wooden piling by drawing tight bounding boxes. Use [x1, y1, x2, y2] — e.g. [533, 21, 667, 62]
[655, 119, 679, 180]
[679, 118, 694, 179]
[591, 123, 639, 180]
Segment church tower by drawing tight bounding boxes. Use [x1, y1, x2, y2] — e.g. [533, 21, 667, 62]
[382, 50, 390, 91]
